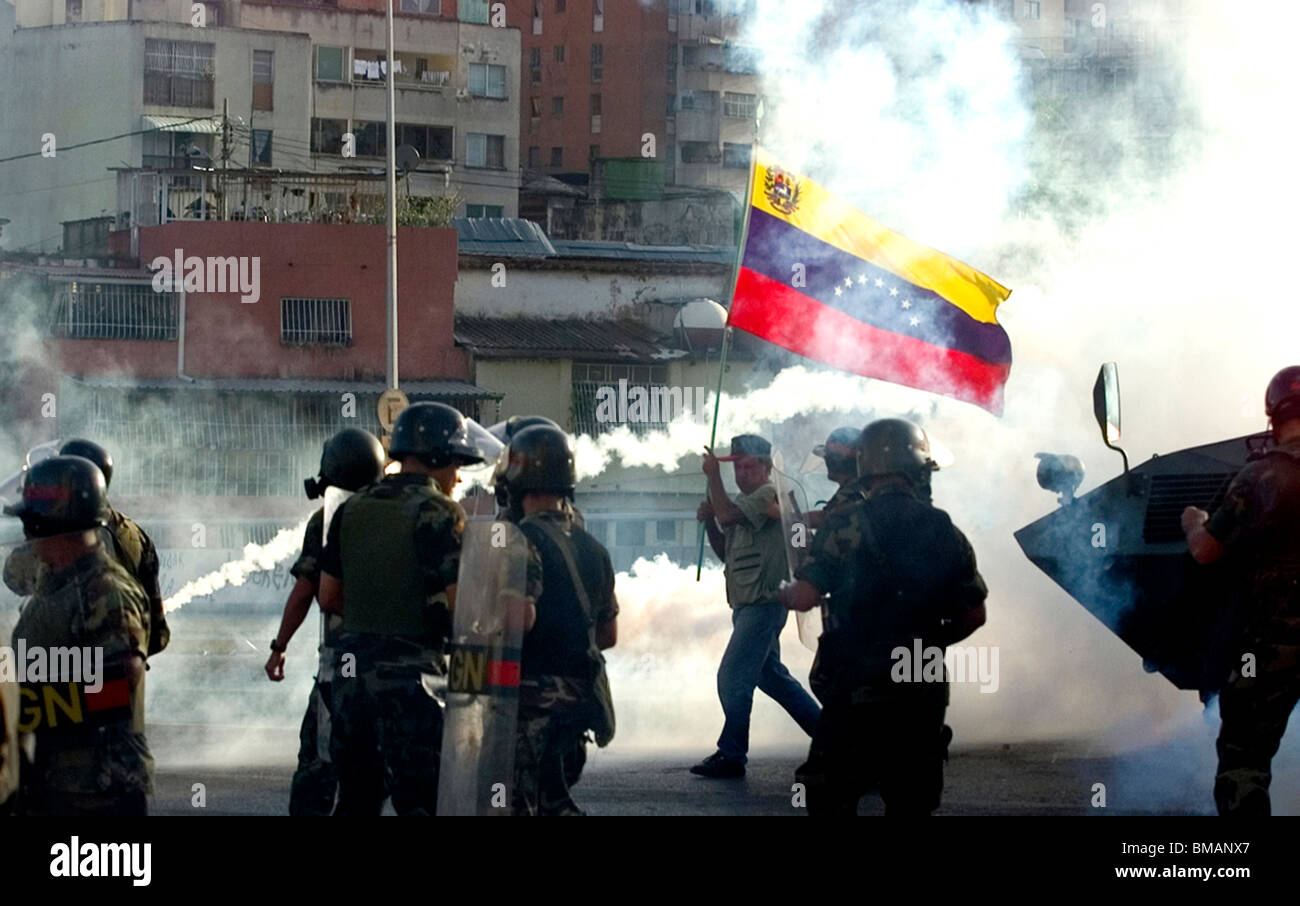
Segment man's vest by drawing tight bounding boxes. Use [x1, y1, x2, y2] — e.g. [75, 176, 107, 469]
[339, 483, 438, 641]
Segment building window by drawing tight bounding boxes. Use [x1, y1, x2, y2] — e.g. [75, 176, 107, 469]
[552, 96, 564, 116]
[48, 283, 178, 341]
[250, 129, 272, 166]
[465, 204, 505, 218]
[655, 519, 677, 543]
[723, 45, 757, 74]
[550, 146, 563, 167]
[1025, 1, 1040, 19]
[468, 63, 508, 98]
[533, 0, 542, 35]
[589, 144, 600, 160]
[555, 0, 565, 11]
[680, 141, 718, 163]
[530, 96, 542, 118]
[529, 47, 542, 85]
[467, 133, 505, 169]
[723, 91, 755, 119]
[679, 90, 716, 113]
[310, 117, 346, 154]
[315, 46, 346, 82]
[591, 43, 603, 82]
[590, 93, 602, 133]
[723, 142, 751, 169]
[554, 45, 565, 63]
[144, 39, 215, 108]
[353, 120, 385, 157]
[615, 521, 646, 548]
[571, 362, 673, 436]
[461, 0, 489, 23]
[527, 145, 541, 168]
[281, 298, 352, 346]
[594, 0, 604, 32]
[252, 50, 274, 111]
[400, 0, 439, 13]
[398, 123, 454, 160]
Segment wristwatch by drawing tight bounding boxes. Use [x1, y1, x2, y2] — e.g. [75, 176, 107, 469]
[270, 638, 287, 653]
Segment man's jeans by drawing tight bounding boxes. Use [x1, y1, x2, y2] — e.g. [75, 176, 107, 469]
[716, 603, 822, 763]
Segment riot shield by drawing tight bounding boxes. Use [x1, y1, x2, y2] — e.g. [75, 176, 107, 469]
[771, 453, 821, 651]
[437, 518, 529, 815]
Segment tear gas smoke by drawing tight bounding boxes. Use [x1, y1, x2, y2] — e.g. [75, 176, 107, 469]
[163, 520, 307, 613]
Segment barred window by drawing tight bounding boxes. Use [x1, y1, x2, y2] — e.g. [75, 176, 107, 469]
[144, 39, 215, 108]
[281, 297, 352, 346]
[49, 283, 179, 340]
[311, 118, 346, 154]
[467, 133, 505, 169]
[468, 63, 507, 99]
[252, 50, 274, 111]
[571, 362, 671, 436]
[723, 142, 751, 169]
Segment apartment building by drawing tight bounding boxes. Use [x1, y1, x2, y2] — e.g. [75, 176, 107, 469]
[0, 0, 521, 252]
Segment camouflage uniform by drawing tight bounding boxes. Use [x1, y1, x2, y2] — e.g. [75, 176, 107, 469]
[322, 474, 464, 816]
[513, 509, 616, 816]
[12, 540, 153, 816]
[287, 509, 339, 816]
[3, 508, 168, 656]
[1204, 437, 1300, 816]
[794, 478, 986, 816]
[820, 480, 864, 517]
[1, 632, 18, 812]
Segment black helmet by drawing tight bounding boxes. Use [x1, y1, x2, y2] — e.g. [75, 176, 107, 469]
[389, 402, 487, 468]
[502, 424, 576, 500]
[1265, 366, 1300, 425]
[857, 418, 938, 479]
[488, 414, 562, 444]
[813, 426, 861, 477]
[3, 455, 109, 536]
[304, 428, 386, 498]
[60, 438, 113, 489]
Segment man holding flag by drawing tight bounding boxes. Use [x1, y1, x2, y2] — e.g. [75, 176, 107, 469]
[692, 434, 821, 779]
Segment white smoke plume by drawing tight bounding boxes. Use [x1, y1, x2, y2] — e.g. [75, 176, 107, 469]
[163, 520, 308, 613]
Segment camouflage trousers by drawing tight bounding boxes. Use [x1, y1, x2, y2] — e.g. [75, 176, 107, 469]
[21, 726, 152, 817]
[512, 676, 591, 817]
[1214, 643, 1300, 816]
[796, 681, 948, 816]
[330, 646, 444, 816]
[289, 679, 337, 816]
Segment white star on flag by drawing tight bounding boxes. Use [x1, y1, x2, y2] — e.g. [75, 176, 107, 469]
[909, 316, 920, 327]
[843, 276, 853, 288]
[857, 274, 868, 285]
[875, 278, 884, 288]
[889, 287, 899, 297]
[834, 286, 843, 296]
[901, 300, 911, 309]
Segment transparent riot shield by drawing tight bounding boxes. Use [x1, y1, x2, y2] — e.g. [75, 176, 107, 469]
[437, 518, 529, 816]
[772, 452, 821, 652]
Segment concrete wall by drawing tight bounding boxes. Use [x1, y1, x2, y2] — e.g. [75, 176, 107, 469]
[455, 262, 729, 318]
[0, 20, 311, 252]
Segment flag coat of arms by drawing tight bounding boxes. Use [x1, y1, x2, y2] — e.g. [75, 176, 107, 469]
[728, 148, 1013, 415]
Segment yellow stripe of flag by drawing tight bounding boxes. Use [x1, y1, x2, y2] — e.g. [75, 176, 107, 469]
[749, 148, 1011, 325]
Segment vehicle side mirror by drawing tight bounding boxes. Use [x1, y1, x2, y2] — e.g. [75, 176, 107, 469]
[1093, 362, 1129, 474]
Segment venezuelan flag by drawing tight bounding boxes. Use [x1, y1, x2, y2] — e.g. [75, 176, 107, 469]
[728, 149, 1013, 415]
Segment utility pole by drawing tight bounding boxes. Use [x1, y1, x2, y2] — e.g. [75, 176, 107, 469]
[385, 0, 399, 390]
[220, 98, 229, 221]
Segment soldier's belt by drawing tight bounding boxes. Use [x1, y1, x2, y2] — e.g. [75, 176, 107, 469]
[16, 676, 132, 735]
[447, 643, 521, 696]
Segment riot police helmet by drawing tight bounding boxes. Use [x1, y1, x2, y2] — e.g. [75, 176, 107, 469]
[813, 426, 861, 478]
[3, 455, 109, 537]
[1265, 366, 1300, 426]
[389, 402, 488, 468]
[857, 418, 939, 479]
[304, 428, 386, 498]
[502, 424, 577, 499]
[59, 438, 113, 489]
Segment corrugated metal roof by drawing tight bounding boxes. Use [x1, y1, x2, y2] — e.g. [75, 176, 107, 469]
[550, 240, 736, 266]
[452, 217, 557, 258]
[143, 114, 223, 134]
[68, 376, 501, 399]
[454, 315, 688, 361]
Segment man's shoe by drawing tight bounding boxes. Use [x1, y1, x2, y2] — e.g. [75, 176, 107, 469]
[690, 753, 745, 778]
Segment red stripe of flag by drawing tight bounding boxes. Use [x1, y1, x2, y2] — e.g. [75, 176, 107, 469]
[487, 659, 521, 689]
[730, 268, 1009, 415]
